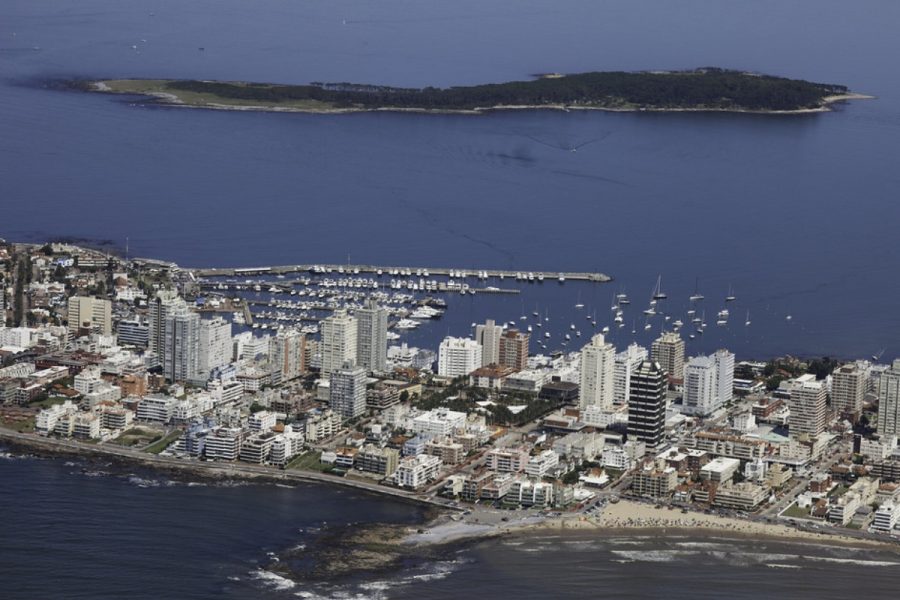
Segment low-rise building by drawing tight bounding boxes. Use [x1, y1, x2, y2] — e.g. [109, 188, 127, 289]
[411, 408, 467, 437]
[240, 431, 278, 464]
[425, 437, 465, 466]
[524, 450, 560, 479]
[100, 406, 133, 430]
[685, 431, 766, 460]
[871, 502, 900, 534]
[505, 479, 555, 508]
[485, 447, 529, 472]
[713, 481, 767, 511]
[699, 457, 740, 483]
[205, 427, 243, 461]
[356, 444, 400, 477]
[632, 461, 677, 499]
[248, 410, 277, 432]
[394, 454, 442, 489]
[35, 400, 78, 434]
[136, 395, 175, 423]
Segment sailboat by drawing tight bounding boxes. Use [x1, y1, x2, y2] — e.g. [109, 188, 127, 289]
[652, 275, 667, 300]
[725, 285, 736, 302]
[689, 278, 704, 302]
[745, 310, 751, 327]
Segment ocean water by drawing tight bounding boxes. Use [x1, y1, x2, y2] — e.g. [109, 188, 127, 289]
[2, 0, 900, 360]
[3, 452, 899, 599]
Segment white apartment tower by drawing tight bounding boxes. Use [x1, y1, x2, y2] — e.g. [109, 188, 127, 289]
[713, 349, 735, 407]
[438, 337, 482, 378]
[196, 317, 232, 383]
[148, 290, 183, 359]
[355, 299, 388, 373]
[475, 319, 502, 366]
[579, 334, 616, 411]
[877, 359, 900, 438]
[614, 343, 648, 405]
[683, 355, 718, 416]
[320, 309, 358, 377]
[789, 377, 828, 438]
[163, 303, 200, 382]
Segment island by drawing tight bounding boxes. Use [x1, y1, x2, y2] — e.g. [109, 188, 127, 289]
[80, 68, 867, 115]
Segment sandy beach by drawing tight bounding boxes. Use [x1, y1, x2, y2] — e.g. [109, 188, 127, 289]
[406, 500, 897, 551]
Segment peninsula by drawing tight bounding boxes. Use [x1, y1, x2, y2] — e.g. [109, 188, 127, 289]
[2, 238, 899, 563]
[82, 68, 865, 115]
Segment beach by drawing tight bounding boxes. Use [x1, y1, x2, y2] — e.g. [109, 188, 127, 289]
[404, 499, 898, 551]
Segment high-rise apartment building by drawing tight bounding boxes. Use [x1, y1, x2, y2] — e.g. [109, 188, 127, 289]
[789, 376, 828, 438]
[651, 331, 684, 381]
[163, 303, 200, 382]
[355, 299, 388, 373]
[628, 361, 667, 447]
[438, 337, 482, 378]
[579, 334, 616, 411]
[877, 360, 900, 438]
[713, 349, 735, 408]
[683, 349, 735, 416]
[148, 290, 183, 359]
[498, 329, 530, 372]
[614, 343, 648, 405]
[196, 317, 232, 383]
[269, 328, 307, 383]
[475, 319, 502, 366]
[67, 296, 112, 337]
[683, 355, 717, 416]
[832, 363, 867, 416]
[320, 309, 357, 377]
[329, 361, 367, 421]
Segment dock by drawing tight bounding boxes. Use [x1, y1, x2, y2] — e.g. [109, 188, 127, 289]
[191, 263, 611, 283]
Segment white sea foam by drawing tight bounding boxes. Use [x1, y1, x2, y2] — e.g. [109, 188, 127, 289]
[766, 563, 802, 569]
[610, 550, 702, 563]
[674, 542, 731, 550]
[251, 568, 296, 590]
[802, 556, 900, 567]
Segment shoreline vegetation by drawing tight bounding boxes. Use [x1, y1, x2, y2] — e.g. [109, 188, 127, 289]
[79, 68, 871, 115]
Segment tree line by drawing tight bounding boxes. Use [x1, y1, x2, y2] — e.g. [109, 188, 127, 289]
[166, 69, 848, 112]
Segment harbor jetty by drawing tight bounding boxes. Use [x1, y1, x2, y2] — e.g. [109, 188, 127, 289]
[191, 263, 611, 283]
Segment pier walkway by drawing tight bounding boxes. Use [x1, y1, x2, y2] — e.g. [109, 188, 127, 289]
[191, 263, 611, 283]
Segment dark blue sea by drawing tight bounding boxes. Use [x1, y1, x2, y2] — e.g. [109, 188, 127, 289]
[2, 452, 899, 599]
[2, 3, 900, 596]
[2, 0, 899, 361]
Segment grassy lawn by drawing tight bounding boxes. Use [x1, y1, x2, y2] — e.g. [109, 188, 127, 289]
[828, 484, 849, 499]
[102, 80, 336, 111]
[143, 431, 182, 454]
[286, 451, 328, 472]
[0, 416, 35, 433]
[782, 503, 812, 519]
[110, 426, 164, 448]
[27, 396, 67, 410]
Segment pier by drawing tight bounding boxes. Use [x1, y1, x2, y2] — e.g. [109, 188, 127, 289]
[190, 263, 611, 283]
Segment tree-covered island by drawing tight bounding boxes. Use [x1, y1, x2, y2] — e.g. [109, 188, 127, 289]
[83, 68, 863, 114]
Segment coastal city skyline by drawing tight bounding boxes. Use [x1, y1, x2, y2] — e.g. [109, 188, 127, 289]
[2, 239, 900, 590]
[3, 1, 900, 598]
